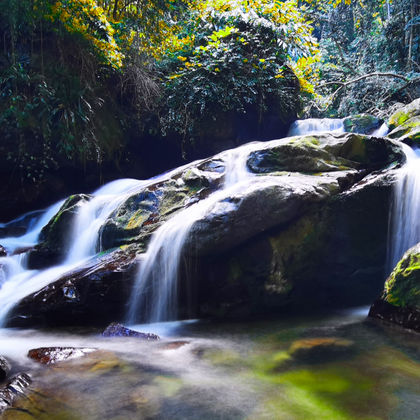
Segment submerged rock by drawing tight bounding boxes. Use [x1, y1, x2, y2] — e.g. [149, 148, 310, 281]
[0, 356, 11, 382]
[28, 347, 97, 365]
[0, 246, 6, 257]
[288, 337, 354, 363]
[369, 242, 420, 332]
[102, 322, 160, 340]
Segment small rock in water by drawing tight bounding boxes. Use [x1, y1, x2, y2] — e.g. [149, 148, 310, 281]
[102, 322, 160, 340]
[159, 340, 189, 350]
[28, 347, 97, 365]
[0, 246, 6, 257]
[289, 337, 354, 363]
[0, 356, 11, 382]
[0, 373, 32, 414]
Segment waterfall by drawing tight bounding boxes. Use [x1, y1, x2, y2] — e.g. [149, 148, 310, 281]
[126, 144, 255, 324]
[288, 118, 344, 136]
[0, 116, 395, 327]
[387, 145, 420, 272]
[371, 123, 389, 137]
[0, 179, 144, 325]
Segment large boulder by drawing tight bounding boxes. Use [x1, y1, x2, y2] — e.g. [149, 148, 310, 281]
[369, 243, 420, 332]
[7, 132, 405, 326]
[387, 98, 420, 145]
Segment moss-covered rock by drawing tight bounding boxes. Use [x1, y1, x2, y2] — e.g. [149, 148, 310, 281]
[388, 98, 420, 130]
[369, 242, 420, 332]
[247, 133, 403, 174]
[27, 194, 91, 268]
[388, 115, 420, 145]
[343, 114, 382, 135]
[387, 98, 420, 145]
[100, 166, 221, 251]
[383, 243, 420, 309]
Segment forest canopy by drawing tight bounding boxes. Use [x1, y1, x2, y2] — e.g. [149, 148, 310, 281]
[0, 0, 418, 184]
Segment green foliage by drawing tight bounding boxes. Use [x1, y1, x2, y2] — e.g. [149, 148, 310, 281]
[306, 0, 420, 116]
[154, 0, 319, 146]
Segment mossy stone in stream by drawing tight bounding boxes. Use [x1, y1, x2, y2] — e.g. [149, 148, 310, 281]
[343, 114, 382, 135]
[383, 243, 420, 309]
[388, 98, 420, 131]
[247, 133, 403, 175]
[369, 242, 420, 332]
[388, 115, 420, 145]
[27, 194, 91, 269]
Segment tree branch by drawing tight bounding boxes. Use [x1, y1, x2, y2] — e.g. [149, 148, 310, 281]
[318, 72, 412, 104]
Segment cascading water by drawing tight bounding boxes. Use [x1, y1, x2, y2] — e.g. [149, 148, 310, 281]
[387, 145, 420, 272]
[126, 144, 256, 324]
[0, 179, 144, 325]
[288, 118, 345, 136]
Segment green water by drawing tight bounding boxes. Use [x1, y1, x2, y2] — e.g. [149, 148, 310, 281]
[1, 308, 420, 420]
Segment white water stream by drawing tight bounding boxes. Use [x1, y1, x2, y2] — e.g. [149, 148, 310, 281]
[288, 118, 345, 136]
[387, 145, 420, 272]
[126, 143, 256, 323]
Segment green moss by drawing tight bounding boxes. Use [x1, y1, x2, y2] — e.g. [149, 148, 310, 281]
[384, 247, 420, 309]
[388, 116, 420, 143]
[388, 99, 420, 130]
[126, 209, 151, 229]
[343, 114, 381, 135]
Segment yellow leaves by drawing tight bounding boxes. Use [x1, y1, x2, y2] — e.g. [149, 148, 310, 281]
[177, 56, 187, 61]
[46, 0, 123, 68]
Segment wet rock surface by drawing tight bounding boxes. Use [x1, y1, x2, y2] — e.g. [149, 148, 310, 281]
[288, 337, 354, 363]
[27, 194, 91, 269]
[28, 347, 97, 365]
[0, 245, 6, 257]
[388, 98, 420, 145]
[369, 242, 420, 332]
[0, 356, 11, 382]
[7, 247, 138, 328]
[0, 373, 32, 414]
[102, 322, 160, 340]
[5, 131, 405, 326]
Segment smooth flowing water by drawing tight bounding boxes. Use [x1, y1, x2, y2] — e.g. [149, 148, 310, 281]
[0, 179, 146, 325]
[387, 145, 420, 272]
[288, 118, 345, 136]
[2, 308, 420, 420]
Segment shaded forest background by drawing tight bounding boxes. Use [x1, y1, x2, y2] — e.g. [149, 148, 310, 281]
[0, 0, 418, 219]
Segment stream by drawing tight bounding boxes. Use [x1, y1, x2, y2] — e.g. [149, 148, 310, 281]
[1, 118, 420, 419]
[1, 308, 420, 419]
